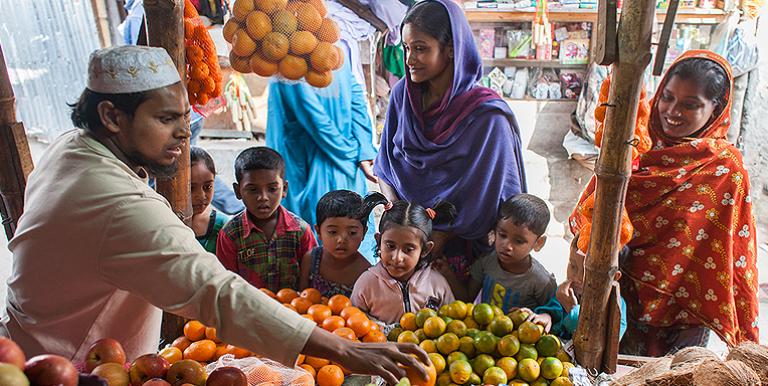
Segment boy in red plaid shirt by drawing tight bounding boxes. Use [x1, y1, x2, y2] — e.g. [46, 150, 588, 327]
[216, 147, 317, 292]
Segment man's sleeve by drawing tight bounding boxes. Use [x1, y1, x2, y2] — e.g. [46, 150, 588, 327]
[98, 197, 315, 365]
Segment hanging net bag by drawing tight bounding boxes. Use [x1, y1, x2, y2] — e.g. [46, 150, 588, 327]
[184, 0, 224, 106]
[223, 0, 343, 88]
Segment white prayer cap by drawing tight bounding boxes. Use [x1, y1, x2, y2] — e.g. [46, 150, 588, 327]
[86, 46, 181, 94]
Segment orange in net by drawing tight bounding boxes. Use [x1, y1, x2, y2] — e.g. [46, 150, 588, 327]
[250, 54, 279, 77]
[279, 55, 309, 80]
[316, 18, 339, 43]
[261, 32, 290, 62]
[273, 9, 298, 36]
[293, 2, 322, 33]
[232, 0, 255, 20]
[232, 29, 257, 57]
[317, 365, 345, 386]
[289, 31, 318, 55]
[246, 11, 273, 40]
[255, 0, 288, 14]
[223, 18, 240, 43]
[306, 70, 332, 88]
[304, 0, 328, 17]
[299, 364, 316, 378]
[310, 42, 339, 72]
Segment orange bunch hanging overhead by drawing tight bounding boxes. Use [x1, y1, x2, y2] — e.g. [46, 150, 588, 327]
[184, 0, 223, 106]
[224, 0, 343, 88]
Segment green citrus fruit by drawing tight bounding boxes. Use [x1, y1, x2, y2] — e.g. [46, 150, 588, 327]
[424, 316, 447, 338]
[472, 304, 494, 326]
[388, 327, 403, 342]
[473, 331, 498, 354]
[420, 339, 437, 353]
[518, 358, 541, 382]
[458, 336, 475, 357]
[498, 334, 521, 357]
[483, 366, 508, 385]
[517, 321, 542, 345]
[446, 320, 467, 338]
[446, 351, 468, 366]
[536, 335, 561, 358]
[429, 352, 446, 374]
[516, 344, 538, 362]
[489, 315, 515, 337]
[448, 360, 472, 385]
[416, 308, 438, 328]
[496, 356, 518, 380]
[436, 333, 460, 356]
[472, 354, 495, 376]
[397, 330, 420, 344]
[551, 376, 574, 386]
[508, 308, 531, 328]
[540, 357, 564, 380]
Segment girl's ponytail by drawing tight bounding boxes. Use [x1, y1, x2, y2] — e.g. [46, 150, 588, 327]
[359, 192, 388, 223]
[430, 201, 457, 225]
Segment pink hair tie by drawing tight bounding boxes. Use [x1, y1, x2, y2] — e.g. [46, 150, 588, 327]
[425, 208, 436, 220]
[384, 202, 393, 211]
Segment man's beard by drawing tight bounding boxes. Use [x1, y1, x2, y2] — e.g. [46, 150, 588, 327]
[127, 151, 179, 180]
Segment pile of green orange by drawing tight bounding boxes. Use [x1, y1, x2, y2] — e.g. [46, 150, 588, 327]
[389, 302, 575, 386]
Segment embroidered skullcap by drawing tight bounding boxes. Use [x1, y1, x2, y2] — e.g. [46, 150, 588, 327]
[86, 46, 181, 94]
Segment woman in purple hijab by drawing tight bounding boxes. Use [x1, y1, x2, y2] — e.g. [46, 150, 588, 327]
[374, 0, 527, 281]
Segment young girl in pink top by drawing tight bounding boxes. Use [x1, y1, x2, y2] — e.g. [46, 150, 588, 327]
[351, 201, 457, 324]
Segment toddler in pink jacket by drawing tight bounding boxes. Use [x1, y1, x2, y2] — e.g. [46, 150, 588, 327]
[351, 201, 456, 324]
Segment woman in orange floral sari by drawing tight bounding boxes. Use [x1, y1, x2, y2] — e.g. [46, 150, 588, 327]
[569, 51, 759, 356]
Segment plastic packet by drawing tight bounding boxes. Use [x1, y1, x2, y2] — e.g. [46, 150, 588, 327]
[205, 354, 314, 386]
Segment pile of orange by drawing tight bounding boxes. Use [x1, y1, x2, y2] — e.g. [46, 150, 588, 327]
[184, 0, 223, 105]
[223, 0, 343, 88]
[260, 288, 387, 386]
[160, 320, 252, 365]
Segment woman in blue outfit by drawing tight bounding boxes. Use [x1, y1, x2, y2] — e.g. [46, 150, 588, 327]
[266, 42, 379, 262]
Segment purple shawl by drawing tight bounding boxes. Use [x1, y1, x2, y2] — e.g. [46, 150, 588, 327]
[374, 0, 527, 240]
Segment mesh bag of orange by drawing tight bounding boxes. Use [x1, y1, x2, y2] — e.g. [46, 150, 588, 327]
[206, 354, 314, 386]
[184, 0, 223, 106]
[223, 0, 343, 88]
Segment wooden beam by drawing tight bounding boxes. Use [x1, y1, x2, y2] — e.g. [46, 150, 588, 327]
[144, 0, 190, 347]
[573, 0, 656, 372]
[336, 0, 388, 32]
[0, 44, 34, 240]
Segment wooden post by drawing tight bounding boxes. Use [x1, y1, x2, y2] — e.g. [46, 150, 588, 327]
[573, 0, 656, 371]
[144, 0, 190, 347]
[0, 44, 34, 240]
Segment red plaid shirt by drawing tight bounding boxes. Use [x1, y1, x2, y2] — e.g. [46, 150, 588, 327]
[216, 206, 316, 292]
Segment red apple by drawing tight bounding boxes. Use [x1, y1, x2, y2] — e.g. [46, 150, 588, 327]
[166, 360, 206, 386]
[0, 337, 25, 370]
[24, 354, 78, 386]
[206, 367, 247, 386]
[142, 379, 171, 386]
[0, 362, 29, 386]
[92, 362, 129, 386]
[86, 338, 127, 372]
[129, 354, 170, 386]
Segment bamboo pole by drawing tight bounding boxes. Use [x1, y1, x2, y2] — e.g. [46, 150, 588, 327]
[144, 0, 191, 347]
[573, 0, 656, 371]
[0, 44, 34, 240]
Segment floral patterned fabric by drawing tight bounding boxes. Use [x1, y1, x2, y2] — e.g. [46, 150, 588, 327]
[570, 50, 759, 348]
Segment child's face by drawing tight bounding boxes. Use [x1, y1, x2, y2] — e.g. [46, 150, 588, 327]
[377, 225, 433, 281]
[494, 217, 545, 268]
[190, 162, 215, 215]
[317, 217, 365, 260]
[233, 169, 287, 221]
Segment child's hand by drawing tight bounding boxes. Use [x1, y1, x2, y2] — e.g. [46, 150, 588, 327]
[556, 280, 579, 313]
[523, 310, 553, 333]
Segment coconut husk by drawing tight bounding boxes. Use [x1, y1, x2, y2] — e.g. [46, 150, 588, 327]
[670, 347, 720, 368]
[691, 359, 762, 386]
[726, 341, 768, 384]
[644, 362, 699, 386]
[610, 357, 672, 386]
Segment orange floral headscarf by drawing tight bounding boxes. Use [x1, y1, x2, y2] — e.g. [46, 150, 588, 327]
[570, 50, 759, 346]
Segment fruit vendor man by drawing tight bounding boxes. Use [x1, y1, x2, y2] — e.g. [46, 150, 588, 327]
[0, 46, 427, 383]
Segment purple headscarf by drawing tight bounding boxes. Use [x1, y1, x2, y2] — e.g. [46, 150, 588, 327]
[374, 0, 527, 240]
